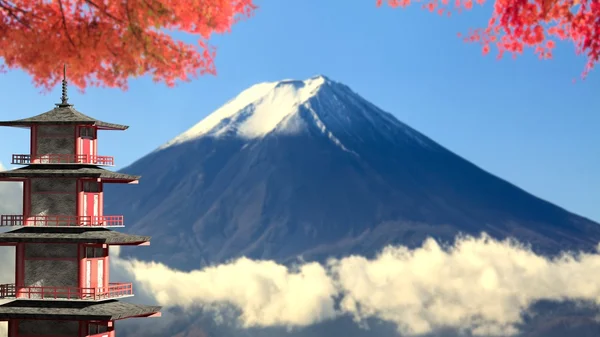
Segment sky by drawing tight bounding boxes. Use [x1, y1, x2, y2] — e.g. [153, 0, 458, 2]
[0, 0, 598, 224]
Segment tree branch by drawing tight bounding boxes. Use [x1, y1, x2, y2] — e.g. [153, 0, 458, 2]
[0, 0, 31, 29]
[124, 0, 165, 63]
[84, 0, 124, 23]
[57, 0, 77, 49]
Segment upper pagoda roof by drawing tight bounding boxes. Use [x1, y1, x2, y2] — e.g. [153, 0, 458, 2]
[0, 300, 161, 321]
[0, 227, 150, 245]
[0, 66, 127, 130]
[0, 105, 129, 130]
[0, 165, 140, 181]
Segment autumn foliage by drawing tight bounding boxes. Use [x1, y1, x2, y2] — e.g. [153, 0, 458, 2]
[377, 0, 600, 77]
[0, 0, 255, 91]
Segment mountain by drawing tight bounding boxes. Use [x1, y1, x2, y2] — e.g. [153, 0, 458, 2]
[105, 75, 600, 272]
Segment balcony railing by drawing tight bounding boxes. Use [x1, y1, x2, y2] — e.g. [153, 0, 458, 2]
[0, 215, 124, 227]
[11, 154, 115, 166]
[0, 283, 133, 301]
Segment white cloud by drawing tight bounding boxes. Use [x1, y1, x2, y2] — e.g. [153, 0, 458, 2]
[330, 235, 600, 336]
[113, 255, 338, 327]
[115, 235, 600, 336]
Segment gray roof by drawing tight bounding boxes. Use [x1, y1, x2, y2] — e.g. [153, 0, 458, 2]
[0, 165, 140, 181]
[0, 300, 160, 321]
[0, 105, 128, 130]
[0, 227, 150, 245]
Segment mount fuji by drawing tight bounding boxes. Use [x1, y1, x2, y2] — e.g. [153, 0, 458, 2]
[105, 75, 600, 272]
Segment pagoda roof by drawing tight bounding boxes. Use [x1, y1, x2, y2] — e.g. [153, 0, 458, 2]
[0, 227, 150, 245]
[0, 165, 139, 181]
[0, 105, 128, 130]
[0, 300, 160, 321]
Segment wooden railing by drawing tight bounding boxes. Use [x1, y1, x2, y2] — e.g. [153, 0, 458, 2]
[0, 283, 133, 301]
[0, 215, 124, 227]
[11, 154, 115, 166]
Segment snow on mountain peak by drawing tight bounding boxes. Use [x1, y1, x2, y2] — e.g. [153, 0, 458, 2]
[160, 75, 330, 149]
[159, 75, 433, 151]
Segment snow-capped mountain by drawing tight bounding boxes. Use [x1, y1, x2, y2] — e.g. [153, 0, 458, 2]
[105, 75, 600, 271]
[160, 75, 433, 151]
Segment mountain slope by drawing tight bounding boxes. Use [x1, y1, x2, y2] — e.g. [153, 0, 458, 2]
[105, 75, 600, 271]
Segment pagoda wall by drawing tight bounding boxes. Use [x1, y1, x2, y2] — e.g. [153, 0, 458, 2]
[16, 319, 78, 336]
[35, 125, 75, 157]
[23, 243, 78, 291]
[29, 178, 76, 220]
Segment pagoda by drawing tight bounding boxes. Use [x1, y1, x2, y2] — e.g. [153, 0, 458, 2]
[0, 67, 160, 337]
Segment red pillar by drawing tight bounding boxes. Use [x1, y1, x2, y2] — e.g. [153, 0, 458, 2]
[98, 183, 104, 219]
[74, 125, 79, 162]
[108, 321, 116, 337]
[8, 319, 18, 337]
[75, 179, 80, 219]
[21, 180, 26, 219]
[92, 129, 97, 158]
[30, 125, 37, 159]
[15, 243, 24, 297]
[104, 245, 109, 290]
[22, 179, 30, 225]
[78, 244, 86, 298]
[78, 320, 86, 337]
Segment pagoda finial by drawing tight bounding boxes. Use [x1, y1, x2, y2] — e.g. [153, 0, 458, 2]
[57, 64, 72, 107]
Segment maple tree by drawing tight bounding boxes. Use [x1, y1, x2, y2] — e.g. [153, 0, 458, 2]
[377, 0, 600, 78]
[0, 0, 256, 91]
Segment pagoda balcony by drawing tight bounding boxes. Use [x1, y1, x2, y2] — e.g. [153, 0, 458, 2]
[11, 153, 115, 166]
[0, 283, 133, 301]
[0, 215, 124, 227]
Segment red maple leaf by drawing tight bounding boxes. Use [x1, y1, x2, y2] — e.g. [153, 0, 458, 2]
[377, 0, 600, 78]
[0, 0, 256, 91]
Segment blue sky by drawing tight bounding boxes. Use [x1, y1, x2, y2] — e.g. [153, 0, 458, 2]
[0, 0, 598, 223]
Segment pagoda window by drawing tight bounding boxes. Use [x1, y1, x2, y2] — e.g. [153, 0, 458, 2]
[88, 322, 109, 335]
[80, 126, 96, 139]
[85, 246, 105, 258]
[83, 181, 100, 193]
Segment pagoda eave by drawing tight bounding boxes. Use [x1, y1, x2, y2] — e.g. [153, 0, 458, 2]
[0, 228, 151, 246]
[0, 300, 161, 321]
[101, 178, 139, 184]
[131, 311, 162, 318]
[95, 124, 130, 131]
[0, 105, 129, 131]
[0, 177, 24, 182]
[0, 124, 30, 129]
[0, 165, 140, 182]
[0, 122, 128, 131]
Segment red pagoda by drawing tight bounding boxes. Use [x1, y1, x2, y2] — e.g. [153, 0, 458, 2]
[0, 68, 160, 337]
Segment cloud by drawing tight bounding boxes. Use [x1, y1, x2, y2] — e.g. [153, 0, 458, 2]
[113, 253, 338, 327]
[116, 235, 600, 336]
[330, 235, 600, 336]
